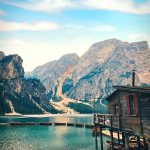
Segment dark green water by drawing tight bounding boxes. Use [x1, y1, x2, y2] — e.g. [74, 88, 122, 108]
[0, 115, 108, 150]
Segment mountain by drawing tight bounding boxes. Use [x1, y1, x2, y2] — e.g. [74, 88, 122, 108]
[26, 39, 150, 113]
[0, 52, 60, 115]
[26, 53, 80, 100]
[1, 39, 149, 114]
[67, 39, 150, 101]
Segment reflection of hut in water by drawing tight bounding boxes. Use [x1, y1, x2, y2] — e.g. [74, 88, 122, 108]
[106, 85, 150, 148]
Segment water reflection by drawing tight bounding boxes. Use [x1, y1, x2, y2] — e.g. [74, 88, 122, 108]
[0, 115, 108, 150]
[0, 125, 102, 150]
[0, 115, 94, 124]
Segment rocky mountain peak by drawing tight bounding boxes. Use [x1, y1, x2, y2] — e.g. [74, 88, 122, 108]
[90, 38, 122, 49]
[59, 53, 79, 65]
[130, 41, 149, 51]
[0, 51, 60, 115]
[71, 39, 123, 82]
[26, 53, 80, 93]
[0, 54, 24, 80]
[25, 39, 150, 113]
[0, 51, 5, 61]
[67, 39, 150, 101]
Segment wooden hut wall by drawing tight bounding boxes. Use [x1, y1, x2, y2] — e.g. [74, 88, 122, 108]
[139, 93, 150, 136]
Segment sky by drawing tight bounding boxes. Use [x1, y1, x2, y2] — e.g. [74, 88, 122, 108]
[0, 0, 150, 72]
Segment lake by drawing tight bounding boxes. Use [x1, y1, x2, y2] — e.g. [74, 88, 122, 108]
[0, 115, 109, 150]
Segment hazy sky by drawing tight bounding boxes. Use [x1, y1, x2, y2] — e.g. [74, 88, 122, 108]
[0, 0, 150, 72]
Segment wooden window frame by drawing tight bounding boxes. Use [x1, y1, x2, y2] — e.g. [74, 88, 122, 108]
[126, 94, 139, 116]
[114, 104, 119, 116]
[113, 103, 122, 116]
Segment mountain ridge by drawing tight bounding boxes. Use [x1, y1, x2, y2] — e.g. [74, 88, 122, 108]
[26, 39, 150, 104]
[0, 52, 61, 115]
[1, 38, 150, 114]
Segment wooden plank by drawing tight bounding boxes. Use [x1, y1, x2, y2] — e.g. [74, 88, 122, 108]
[54, 122, 66, 126]
[39, 122, 52, 125]
[10, 122, 24, 125]
[67, 123, 74, 126]
[85, 124, 94, 128]
[25, 122, 36, 125]
[75, 123, 84, 127]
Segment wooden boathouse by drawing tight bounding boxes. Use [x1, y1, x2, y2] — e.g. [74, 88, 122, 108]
[106, 85, 150, 149]
[93, 71, 150, 149]
[107, 86, 150, 136]
[93, 85, 150, 150]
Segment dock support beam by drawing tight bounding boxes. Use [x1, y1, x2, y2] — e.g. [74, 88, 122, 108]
[94, 113, 98, 150]
[100, 126, 103, 150]
[143, 136, 148, 149]
[110, 116, 114, 150]
[122, 132, 125, 148]
[95, 125, 98, 150]
[137, 136, 141, 150]
[125, 134, 129, 149]
[117, 130, 120, 144]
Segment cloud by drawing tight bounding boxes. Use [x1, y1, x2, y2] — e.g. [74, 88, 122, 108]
[81, 0, 150, 14]
[4, 0, 74, 13]
[3, 0, 150, 14]
[65, 24, 115, 33]
[0, 39, 59, 71]
[91, 25, 115, 32]
[0, 9, 6, 16]
[0, 37, 94, 71]
[129, 33, 150, 45]
[0, 20, 59, 31]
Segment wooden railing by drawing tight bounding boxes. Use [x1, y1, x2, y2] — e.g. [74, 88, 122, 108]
[93, 114, 148, 150]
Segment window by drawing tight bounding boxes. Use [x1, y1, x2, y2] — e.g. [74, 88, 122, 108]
[114, 105, 119, 115]
[126, 94, 139, 116]
[129, 95, 135, 115]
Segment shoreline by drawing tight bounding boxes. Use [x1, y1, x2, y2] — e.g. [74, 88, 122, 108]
[1, 113, 93, 118]
[23, 114, 93, 117]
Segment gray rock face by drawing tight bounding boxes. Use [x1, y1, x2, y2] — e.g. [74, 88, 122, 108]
[0, 52, 57, 115]
[23, 78, 51, 112]
[72, 39, 122, 83]
[0, 51, 5, 61]
[0, 54, 24, 93]
[26, 39, 150, 104]
[67, 39, 150, 100]
[26, 53, 80, 93]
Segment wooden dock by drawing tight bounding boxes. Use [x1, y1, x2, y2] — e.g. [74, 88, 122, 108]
[0, 121, 123, 141]
[102, 130, 122, 140]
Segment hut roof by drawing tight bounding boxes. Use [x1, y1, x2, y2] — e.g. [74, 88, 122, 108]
[113, 86, 150, 93]
[106, 86, 150, 101]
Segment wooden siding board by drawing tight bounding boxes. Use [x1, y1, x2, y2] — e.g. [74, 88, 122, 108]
[108, 91, 149, 135]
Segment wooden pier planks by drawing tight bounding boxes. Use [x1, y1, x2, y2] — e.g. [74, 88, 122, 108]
[39, 122, 52, 125]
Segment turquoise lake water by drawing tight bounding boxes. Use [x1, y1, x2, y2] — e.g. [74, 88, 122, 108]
[0, 115, 109, 150]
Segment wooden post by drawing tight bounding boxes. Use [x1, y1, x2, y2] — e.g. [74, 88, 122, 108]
[148, 141, 150, 150]
[110, 116, 114, 150]
[122, 132, 125, 148]
[125, 134, 129, 149]
[104, 115, 105, 126]
[94, 114, 96, 124]
[137, 136, 141, 150]
[118, 115, 121, 145]
[100, 126, 103, 150]
[95, 124, 98, 150]
[143, 136, 148, 149]
[93, 112, 98, 150]
[117, 130, 120, 144]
